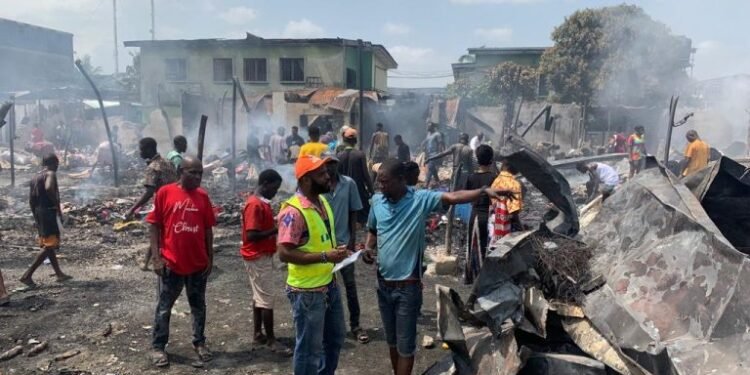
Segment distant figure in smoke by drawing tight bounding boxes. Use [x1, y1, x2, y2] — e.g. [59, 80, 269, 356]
[627, 125, 647, 178]
[469, 132, 484, 150]
[20, 153, 72, 288]
[299, 125, 328, 158]
[246, 133, 261, 164]
[337, 128, 374, 225]
[167, 135, 187, 168]
[394, 134, 411, 163]
[421, 123, 443, 188]
[369, 122, 390, 164]
[269, 127, 287, 163]
[88, 141, 121, 177]
[286, 126, 304, 162]
[425, 133, 474, 191]
[126, 138, 178, 271]
[147, 156, 216, 368]
[681, 130, 710, 177]
[609, 128, 627, 153]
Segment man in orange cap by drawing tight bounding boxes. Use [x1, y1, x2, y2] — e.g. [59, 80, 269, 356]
[277, 154, 349, 374]
[337, 128, 374, 225]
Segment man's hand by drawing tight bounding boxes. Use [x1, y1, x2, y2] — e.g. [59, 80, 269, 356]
[152, 255, 165, 276]
[485, 188, 516, 201]
[326, 249, 349, 264]
[362, 248, 377, 264]
[203, 259, 213, 277]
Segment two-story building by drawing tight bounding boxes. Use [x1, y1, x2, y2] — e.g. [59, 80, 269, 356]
[124, 33, 397, 136]
[452, 46, 550, 97]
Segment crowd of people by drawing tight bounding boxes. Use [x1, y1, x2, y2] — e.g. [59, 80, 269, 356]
[0, 119, 715, 374]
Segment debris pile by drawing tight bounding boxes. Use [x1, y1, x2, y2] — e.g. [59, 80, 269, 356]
[428, 151, 750, 374]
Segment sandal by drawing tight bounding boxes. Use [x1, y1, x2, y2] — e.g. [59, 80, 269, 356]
[151, 349, 169, 367]
[253, 334, 268, 346]
[352, 328, 370, 344]
[194, 344, 213, 362]
[56, 274, 73, 283]
[267, 340, 293, 357]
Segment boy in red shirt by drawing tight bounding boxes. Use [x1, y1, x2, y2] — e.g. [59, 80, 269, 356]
[240, 169, 291, 355]
[146, 156, 216, 368]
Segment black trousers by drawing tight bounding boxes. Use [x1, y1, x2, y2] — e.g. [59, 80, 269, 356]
[152, 268, 208, 350]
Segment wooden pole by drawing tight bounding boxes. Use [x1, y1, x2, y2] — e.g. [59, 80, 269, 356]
[230, 78, 237, 189]
[76, 59, 119, 187]
[197, 115, 207, 161]
[9, 99, 15, 187]
[157, 85, 174, 140]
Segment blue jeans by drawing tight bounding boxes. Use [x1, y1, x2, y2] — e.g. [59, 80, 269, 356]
[377, 279, 423, 357]
[287, 283, 345, 375]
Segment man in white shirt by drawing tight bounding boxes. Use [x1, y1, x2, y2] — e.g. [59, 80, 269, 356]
[469, 132, 484, 150]
[576, 162, 620, 201]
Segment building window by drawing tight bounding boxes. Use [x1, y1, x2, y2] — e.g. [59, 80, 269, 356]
[280, 58, 304, 82]
[213, 58, 233, 82]
[243, 58, 267, 82]
[165, 58, 186, 81]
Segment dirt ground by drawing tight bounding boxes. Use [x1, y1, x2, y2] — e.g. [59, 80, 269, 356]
[0, 170, 470, 375]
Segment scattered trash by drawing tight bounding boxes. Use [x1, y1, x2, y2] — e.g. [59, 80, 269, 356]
[0, 345, 23, 361]
[54, 349, 81, 361]
[27, 341, 48, 357]
[422, 335, 435, 349]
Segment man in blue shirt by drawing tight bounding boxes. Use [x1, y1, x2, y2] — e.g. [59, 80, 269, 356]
[322, 157, 370, 344]
[363, 159, 512, 375]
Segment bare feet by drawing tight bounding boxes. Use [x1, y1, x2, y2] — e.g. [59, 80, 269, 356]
[151, 349, 169, 367]
[56, 274, 73, 283]
[19, 278, 37, 289]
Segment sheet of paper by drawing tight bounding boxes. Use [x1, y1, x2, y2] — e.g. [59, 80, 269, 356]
[332, 251, 362, 273]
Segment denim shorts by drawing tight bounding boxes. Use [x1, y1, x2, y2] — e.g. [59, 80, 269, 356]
[376, 279, 423, 357]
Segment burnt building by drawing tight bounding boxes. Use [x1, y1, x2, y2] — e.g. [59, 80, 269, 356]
[0, 18, 75, 93]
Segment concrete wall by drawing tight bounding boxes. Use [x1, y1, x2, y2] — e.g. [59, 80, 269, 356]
[138, 44, 346, 107]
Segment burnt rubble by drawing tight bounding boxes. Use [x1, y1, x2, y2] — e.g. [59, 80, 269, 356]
[427, 150, 750, 375]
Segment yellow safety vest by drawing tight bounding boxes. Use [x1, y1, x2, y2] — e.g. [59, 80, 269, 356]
[283, 195, 336, 288]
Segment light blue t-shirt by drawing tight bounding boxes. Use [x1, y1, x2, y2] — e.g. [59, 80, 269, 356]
[323, 175, 363, 245]
[368, 187, 443, 281]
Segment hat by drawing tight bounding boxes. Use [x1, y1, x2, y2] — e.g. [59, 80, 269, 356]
[343, 128, 358, 139]
[295, 154, 330, 179]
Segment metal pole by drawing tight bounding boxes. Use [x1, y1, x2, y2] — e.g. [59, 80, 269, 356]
[113, 0, 119, 74]
[197, 115, 208, 161]
[358, 39, 364, 151]
[150, 0, 155, 40]
[9, 99, 15, 187]
[231, 78, 237, 190]
[76, 59, 119, 187]
[664, 96, 678, 166]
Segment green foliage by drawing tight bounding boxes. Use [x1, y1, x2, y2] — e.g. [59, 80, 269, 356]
[540, 4, 691, 107]
[489, 62, 538, 104]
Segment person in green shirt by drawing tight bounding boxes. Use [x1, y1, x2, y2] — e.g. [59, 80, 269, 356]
[166, 135, 187, 168]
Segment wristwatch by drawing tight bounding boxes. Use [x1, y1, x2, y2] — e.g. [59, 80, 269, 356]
[321, 251, 328, 263]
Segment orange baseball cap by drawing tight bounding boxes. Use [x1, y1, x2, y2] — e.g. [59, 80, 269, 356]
[343, 128, 358, 139]
[295, 154, 330, 179]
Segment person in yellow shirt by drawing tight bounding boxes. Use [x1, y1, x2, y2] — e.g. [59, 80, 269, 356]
[298, 125, 329, 158]
[490, 159, 523, 230]
[682, 130, 710, 177]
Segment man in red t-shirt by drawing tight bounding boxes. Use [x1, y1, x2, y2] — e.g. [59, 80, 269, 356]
[146, 156, 216, 368]
[240, 169, 291, 356]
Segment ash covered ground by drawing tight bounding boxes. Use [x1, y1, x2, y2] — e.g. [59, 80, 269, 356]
[0, 169, 471, 375]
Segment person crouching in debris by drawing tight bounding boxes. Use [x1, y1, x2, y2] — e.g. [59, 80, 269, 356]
[362, 159, 514, 375]
[126, 137, 178, 271]
[166, 135, 187, 168]
[277, 155, 349, 375]
[20, 153, 72, 288]
[488, 159, 523, 245]
[240, 169, 292, 356]
[464, 145, 498, 284]
[681, 130, 710, 177]
[146, 156, 216, 368]
[576, 162, 620, 202]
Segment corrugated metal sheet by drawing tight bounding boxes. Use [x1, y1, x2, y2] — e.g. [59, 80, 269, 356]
[327, 90, 379, 113]
[309, 88, 347, 106]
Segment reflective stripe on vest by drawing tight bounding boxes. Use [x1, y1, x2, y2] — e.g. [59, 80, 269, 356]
[283, 195, 336, 288]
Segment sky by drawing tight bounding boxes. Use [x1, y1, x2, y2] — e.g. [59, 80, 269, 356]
[1, 0, 748, 88]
